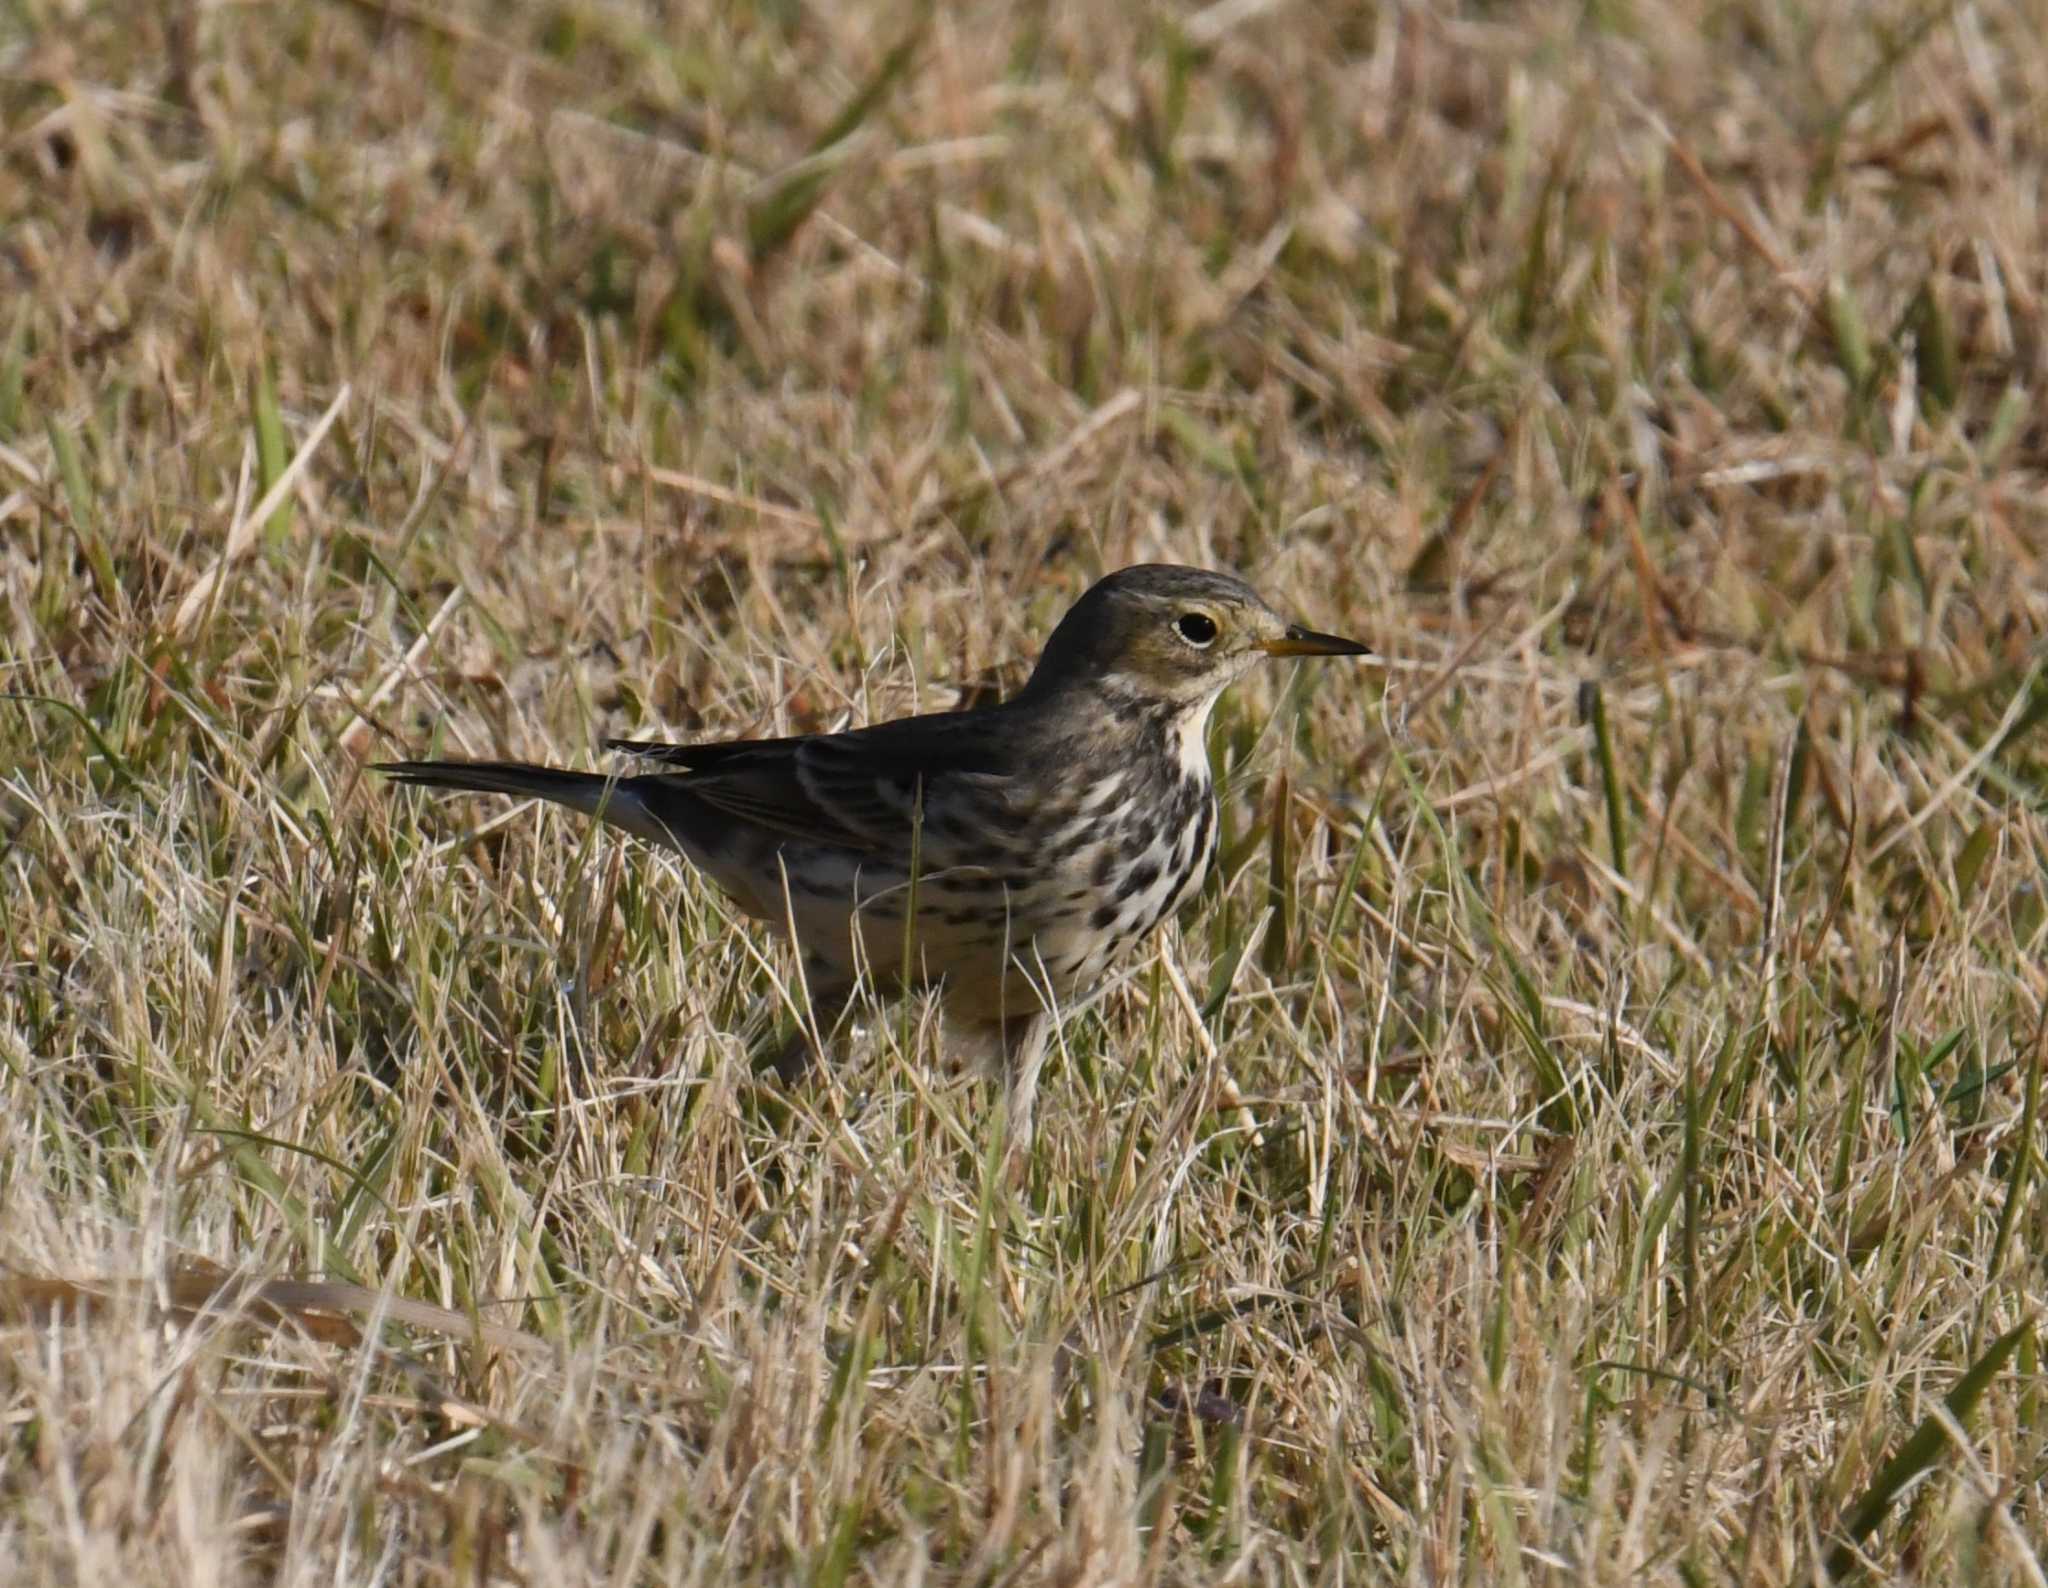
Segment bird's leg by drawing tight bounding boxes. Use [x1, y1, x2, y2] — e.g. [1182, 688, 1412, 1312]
[764, 972, 859, 1084]
[991, 1011, 1051, 1155]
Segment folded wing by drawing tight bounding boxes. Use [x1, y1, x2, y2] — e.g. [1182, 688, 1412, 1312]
[610, 711, 1018, 855]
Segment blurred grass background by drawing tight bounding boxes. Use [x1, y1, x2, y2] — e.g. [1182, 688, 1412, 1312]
[3, 0, 2046, 1581]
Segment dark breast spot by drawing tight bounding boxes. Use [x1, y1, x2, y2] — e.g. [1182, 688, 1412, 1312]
[1147, 872, 1190, 931]
[1117, 858, 1161, 902]
[1118, 802, 1161, 848]
[1089, 902, 1120, 932]
[1050, 823, 1096, 863]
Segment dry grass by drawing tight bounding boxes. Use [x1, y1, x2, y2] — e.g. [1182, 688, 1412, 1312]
[4, 0, 2048, 1581]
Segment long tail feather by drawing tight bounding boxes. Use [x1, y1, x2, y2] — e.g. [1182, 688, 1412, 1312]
[374, 759, 671, 841]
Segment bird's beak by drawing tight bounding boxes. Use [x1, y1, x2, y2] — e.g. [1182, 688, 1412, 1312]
[1261, 623, 1372, 658]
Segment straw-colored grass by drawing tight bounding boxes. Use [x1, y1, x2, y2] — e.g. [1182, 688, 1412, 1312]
[4, 1, 2046, 1581]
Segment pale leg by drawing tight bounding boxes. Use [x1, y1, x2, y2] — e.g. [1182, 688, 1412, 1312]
[990, 1011, 1051, 1155]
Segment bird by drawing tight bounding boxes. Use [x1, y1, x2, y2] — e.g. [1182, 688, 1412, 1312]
[376, 564, 1370, 1137]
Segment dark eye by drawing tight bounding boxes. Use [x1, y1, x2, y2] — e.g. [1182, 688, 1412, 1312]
[1175, 612, 1218, 647]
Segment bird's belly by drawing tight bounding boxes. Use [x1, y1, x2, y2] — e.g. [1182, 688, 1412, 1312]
[701, 791, 1217, 1017]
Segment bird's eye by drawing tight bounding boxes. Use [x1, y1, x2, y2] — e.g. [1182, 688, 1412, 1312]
[1175, 612, 1219, 647]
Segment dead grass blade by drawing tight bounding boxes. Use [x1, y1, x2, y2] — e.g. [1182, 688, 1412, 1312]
[170, 383, 351, 637]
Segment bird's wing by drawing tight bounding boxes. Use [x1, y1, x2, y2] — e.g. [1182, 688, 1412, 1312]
[611, 713, 1019, 853]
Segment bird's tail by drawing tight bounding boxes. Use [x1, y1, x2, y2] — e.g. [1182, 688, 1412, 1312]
[375, 760, 670, 844]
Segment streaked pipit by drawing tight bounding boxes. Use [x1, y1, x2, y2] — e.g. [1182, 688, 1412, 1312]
[378, 564, 1369, 1133]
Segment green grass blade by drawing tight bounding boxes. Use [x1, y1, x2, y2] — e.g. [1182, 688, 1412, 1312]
[748, 25, 925, 259]
[0, 310, 25, 435]
[1584, 681, 1628, 878]
[46, 417, 117, 604]
[253, 360, 294, 551]
[1822, 1318, 2034, 1581]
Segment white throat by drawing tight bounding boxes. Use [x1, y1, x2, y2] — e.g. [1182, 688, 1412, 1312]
[1173, 695, 1221, 782]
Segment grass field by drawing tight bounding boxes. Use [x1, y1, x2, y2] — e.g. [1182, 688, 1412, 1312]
[5, 0, 2047, 1581]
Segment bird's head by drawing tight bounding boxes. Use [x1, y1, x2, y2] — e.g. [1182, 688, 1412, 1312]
[1023, 564, 1370, 713]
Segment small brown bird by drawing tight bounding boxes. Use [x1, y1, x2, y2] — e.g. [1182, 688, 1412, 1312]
[378, 565, 1368, 1133]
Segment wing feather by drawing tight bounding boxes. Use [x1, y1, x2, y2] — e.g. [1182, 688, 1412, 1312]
[609, 710, 1023, 854]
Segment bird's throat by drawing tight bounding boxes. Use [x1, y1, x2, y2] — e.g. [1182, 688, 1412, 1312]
[1171, 698, 1220, 785]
